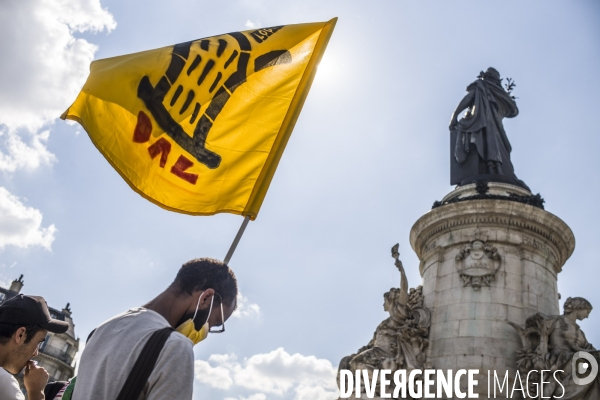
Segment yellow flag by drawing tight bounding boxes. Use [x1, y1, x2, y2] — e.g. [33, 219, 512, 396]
[62, 19, 337, 219]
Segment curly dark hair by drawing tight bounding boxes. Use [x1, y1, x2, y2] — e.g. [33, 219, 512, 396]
[0, 323, 44, 345]
[170, 258, 238, 308]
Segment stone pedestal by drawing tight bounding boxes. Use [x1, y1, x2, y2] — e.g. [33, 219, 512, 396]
[410, 183, 575, 398]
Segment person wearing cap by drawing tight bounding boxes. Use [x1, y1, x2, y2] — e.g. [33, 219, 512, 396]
[73, 258, 238, 400]
[0, 294, 70, 400]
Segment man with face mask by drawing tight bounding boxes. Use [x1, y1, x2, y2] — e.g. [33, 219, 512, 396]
[73, 258, 237, 400]
[0, 294, 70, 400]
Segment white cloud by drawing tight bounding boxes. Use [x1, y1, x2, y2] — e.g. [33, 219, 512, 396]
[235, 348, 337, 396]
[294, 384, 337, 400]
[245, 20, 256, 29]
[0, 264, 19, 289]
[73, 341, 86, 374]
[0, 187, 56, 251]
[194, 348, 338, 400]
[242, 395, 267, 400]
[233, 292, 260, 319]
[0, 129, 56, 172]
[0, 0, 115, 169]
[0, 274, 11, 290]
[0, 0, 113, 250]
[224, 395, 266, 400]
[195, 359, 234, 390]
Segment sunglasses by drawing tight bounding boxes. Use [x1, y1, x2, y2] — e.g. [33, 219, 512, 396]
[208, 294, 225, 334]
[209, 301, 225, 333]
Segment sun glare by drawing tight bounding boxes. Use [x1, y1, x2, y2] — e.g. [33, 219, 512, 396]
[315, 55, 337, 82]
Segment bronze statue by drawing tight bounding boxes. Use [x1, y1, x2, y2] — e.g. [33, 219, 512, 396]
[337, 245, 431, 397]
[510, 297, 600, 399]
[449, 67, 528, 190]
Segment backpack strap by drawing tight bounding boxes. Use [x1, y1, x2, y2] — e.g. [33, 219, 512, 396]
[115, 327, 175, 400]
[85, 328, 96, 344]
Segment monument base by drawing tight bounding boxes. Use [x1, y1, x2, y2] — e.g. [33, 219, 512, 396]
[410, 183, 575, 397]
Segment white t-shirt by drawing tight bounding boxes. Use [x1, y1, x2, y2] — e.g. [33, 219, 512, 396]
[72, 307, 194, 400]
[0, 368, 25, 400]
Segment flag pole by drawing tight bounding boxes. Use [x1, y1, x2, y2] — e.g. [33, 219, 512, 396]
[223, 216, 251, 265]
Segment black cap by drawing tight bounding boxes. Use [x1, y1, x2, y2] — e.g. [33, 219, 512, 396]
[0, 295, 69, 334]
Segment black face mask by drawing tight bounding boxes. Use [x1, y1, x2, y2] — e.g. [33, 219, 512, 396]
[176, 306, 211, 330]
[176, 292, 219, 330]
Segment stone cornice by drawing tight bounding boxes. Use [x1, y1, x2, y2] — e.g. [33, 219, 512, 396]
[35, 351, 75, 373]
[410, 199, 575, 269]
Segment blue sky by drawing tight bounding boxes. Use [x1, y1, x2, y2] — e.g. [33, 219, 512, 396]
[0, 1, 599, 399]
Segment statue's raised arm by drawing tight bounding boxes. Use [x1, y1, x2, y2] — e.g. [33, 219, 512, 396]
[391, 243, 408, 307]
[337, 244, 432, 397]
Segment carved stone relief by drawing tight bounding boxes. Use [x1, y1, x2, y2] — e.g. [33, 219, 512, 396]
[509, 297, 599, 399]
[455, 240, 501, 290]
[337, 245, 432, 398]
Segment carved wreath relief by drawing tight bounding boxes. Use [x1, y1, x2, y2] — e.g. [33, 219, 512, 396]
[455, 240, 501, 290]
